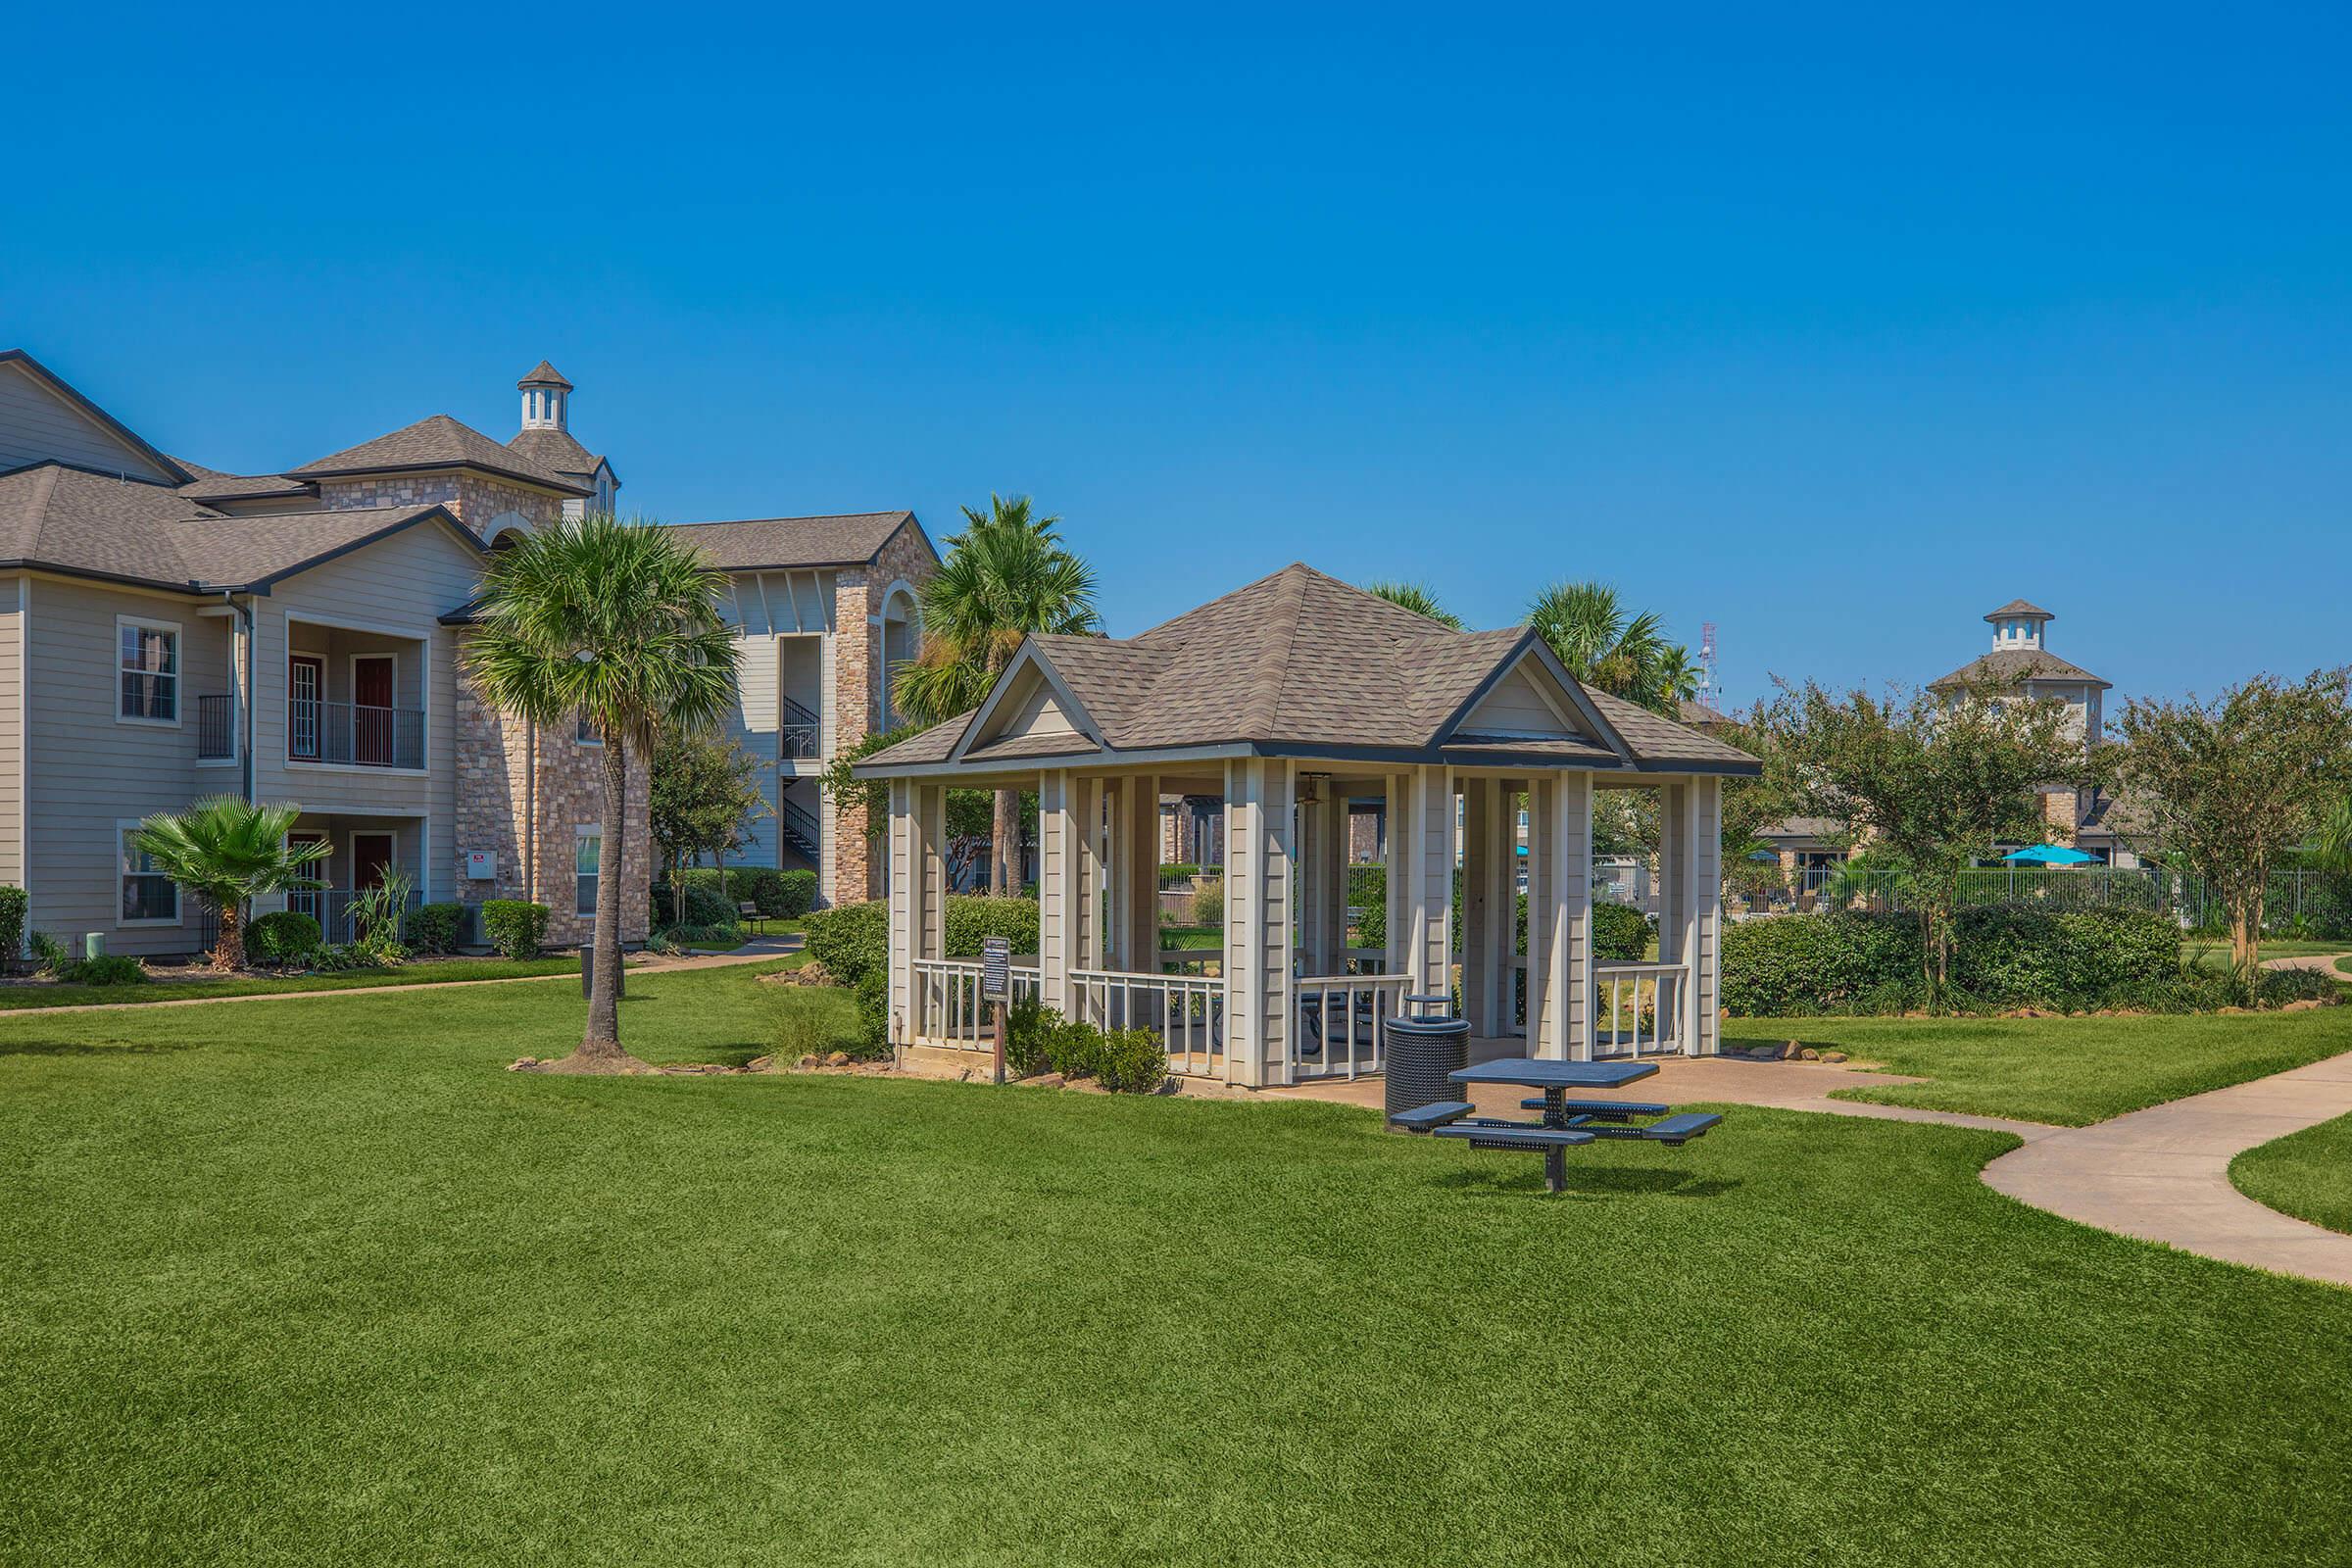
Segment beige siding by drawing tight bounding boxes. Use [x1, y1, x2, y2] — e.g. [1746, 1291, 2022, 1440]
[1460, 661, 1578, 736]
[0, 576, 23, 891]
[0, 361, 179, 481]
[248, 521, 483, 904]
[23, 578, 235, 954]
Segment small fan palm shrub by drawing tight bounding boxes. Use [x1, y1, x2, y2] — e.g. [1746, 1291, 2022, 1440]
[127, 797, 330, 970]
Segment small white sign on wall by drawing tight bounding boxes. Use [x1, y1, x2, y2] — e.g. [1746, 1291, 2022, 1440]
[465, 850, 497, 881]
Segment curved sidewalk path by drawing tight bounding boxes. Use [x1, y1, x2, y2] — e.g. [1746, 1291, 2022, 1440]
[1281, 1048, 2352, 1287]
[1982, 1051, 2352, 1287]
[0, 937, 801, 1018]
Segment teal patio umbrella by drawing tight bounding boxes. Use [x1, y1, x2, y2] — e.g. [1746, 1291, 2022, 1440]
[2002, 844, 2097, 865]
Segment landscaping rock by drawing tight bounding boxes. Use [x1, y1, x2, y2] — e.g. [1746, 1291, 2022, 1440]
[1018, 1072, 1065, 1088]
[1797, 1048, 1820, 1061]
[1820, 1051, 1848, 1063]
[2280, 999, 2324, 1013]
[760, 961, 836, 988]
[506, 1057, 541, 1071]
[1064, 1076, 1109, 1094]
[796, 1054, 819, 1070]
[745, 1054, 775, 1071]
[825, 1051, 852, 1067]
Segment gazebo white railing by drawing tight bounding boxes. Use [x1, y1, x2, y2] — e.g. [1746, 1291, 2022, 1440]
[1593, 960, 1690, 1058]
[910, 956, 1040, 1049]
[1067, 967, 1226, 1078]
[1292, 972, 1413, 1080]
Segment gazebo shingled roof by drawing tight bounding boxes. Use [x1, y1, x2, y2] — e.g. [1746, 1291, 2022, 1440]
[857, 563, 1759, 777]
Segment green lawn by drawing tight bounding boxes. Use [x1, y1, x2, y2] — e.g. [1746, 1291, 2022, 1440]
[0, 954, 585, 1010]
[1731, 1010, 2352, 1126]
[2231, 1112, 2352, 1236]
[2181, 937, 2352, 974]
[5, 967, 2351, 1565]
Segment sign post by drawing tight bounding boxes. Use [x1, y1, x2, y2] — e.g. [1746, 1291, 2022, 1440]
[981, 936, 1011, 1084]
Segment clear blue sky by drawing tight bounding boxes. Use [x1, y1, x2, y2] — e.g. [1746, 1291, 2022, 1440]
[9, 3, 2348, 708]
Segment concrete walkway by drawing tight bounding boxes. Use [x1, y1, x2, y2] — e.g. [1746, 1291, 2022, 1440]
[1983, 1051, 2352, 1287]
[1278, 1048, 2352, 1288]
[0, 936, 802, 1017]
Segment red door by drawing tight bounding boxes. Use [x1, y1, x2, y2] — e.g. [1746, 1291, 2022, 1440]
[352, 834, 395, 891]
[353, 655, 395, 764]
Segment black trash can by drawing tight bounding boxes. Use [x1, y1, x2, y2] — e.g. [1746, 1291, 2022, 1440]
[1383, 1014, 1470, 1120]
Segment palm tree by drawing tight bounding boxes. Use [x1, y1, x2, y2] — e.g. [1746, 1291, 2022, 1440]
[130, 797, 331, 970]
[1525, 579, 1677, 713]
[1365, 580, 1463, 630]
[465, 514, 738, 1070]
[894, 496, 1100, 893]
[1653, 645, 1704, 709]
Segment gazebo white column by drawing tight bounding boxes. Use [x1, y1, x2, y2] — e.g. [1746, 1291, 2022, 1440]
[1404, 764, 1454, 996]
[1073, 774, 1106, 971]
[1111, 773, 1159, 971]
[1222, 757, 1295, 1086]
[1656, 777, 1725, 1056]
[1524, 769, 1593, 1060]
[1296, 777, 1350, 973]
[1382, 771, 1409, 976]
[1039, 768, 1081, 1017]
[886, 780, 947, 1047]
[1693, 776, 1723, 1055]
[1460, 777, 1514, 1037]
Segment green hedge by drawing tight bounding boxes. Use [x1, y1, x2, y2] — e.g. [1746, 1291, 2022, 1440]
[405, 902, 464, 956]
[249, 909, 323, 965]
[802, 895, 1042, 990]
[1592, 902, 1652, 961]
[671, 866, 820, 919]
[1722, 905, 2187, 1016]
[0, 886, 25, 961]
[481, 901, 551, 960]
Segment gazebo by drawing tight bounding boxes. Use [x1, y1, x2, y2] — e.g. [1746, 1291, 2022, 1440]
[853, 564, 1760, 1087]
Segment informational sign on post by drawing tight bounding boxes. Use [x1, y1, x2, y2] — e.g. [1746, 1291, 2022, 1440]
[981, 936, 1011, 1083]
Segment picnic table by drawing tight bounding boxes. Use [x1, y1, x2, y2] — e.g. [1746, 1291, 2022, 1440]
[1386, 1055, 1722, 1194]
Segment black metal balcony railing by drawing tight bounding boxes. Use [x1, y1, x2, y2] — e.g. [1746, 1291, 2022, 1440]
[779, 694, 820, 760]
[288, 700, 425, 769]
[196, 694, 236, 760]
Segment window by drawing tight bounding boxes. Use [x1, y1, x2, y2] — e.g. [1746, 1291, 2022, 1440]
[120, 822, 178, 923]
[575, 826, 601, 916]
[575, 711, 601, 746]
[117, 616, 179, 723]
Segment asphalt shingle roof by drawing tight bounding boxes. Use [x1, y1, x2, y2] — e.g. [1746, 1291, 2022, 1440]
[1984, 598, 2053, 620]
[0, 463, 471, 590]
[172, 458, 317, 503]
[289, 414, 590, 495]
[1929, 648, 2110, 691]
[517, 361, 572, 389]
[663, 512, 919, 570]
[860, 564, 1761, 775]
[507, 427, 606, 481]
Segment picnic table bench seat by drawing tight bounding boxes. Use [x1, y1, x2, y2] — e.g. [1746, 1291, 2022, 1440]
[1642, 1111, 1723, 1146]
[1388, 1101, 1476, 1133]
[1519, 1098, 1670, 1120]
[1432, 1121, 1596, 1150]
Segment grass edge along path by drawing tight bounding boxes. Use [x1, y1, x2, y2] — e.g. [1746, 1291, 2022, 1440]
[1714, 1008, 2352, 1127]
[2231, 1110, 2352, 1238]
[0, 955, 585, 1010]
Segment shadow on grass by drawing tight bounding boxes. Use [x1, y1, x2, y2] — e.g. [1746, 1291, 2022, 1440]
[1435, 1165, 1742, 1200]
[0, 1038, 204, 1057]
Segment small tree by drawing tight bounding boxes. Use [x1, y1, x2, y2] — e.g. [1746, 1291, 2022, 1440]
[2113, 669, 2352, 977]
[821, 724, 1008, 889]
[649, 730, 771, 902]
[1761, 678, 2089, 1004]
[129, 798, 331, 970]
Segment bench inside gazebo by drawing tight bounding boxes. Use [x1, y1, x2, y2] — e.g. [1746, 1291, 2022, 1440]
[853, 564, 1760, 1088]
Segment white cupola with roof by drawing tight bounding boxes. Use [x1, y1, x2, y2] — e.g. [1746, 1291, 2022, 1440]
[1984, 598, 2053, 652]
[517, 360, 572, 433]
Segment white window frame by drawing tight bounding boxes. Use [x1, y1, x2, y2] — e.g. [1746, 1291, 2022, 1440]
[575, 824, 602, 917]
[115, 614, 182, 728]
[117, 818, 180, 926]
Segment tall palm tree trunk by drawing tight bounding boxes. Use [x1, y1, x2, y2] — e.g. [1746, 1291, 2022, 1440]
[217, 901, 246, 971]
[993, 788, 1017, 894]
[582, 741, 631, 1057]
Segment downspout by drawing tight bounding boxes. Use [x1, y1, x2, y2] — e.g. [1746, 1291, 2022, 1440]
[205, 586, 258, 802]
[524, 716, 537, 907]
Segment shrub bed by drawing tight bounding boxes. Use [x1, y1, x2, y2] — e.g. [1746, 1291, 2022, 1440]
[668, 866, 821, 919]
[482, 901, 551, 960]
[800, 896, 1043, 1056]
[249, 910, 323, 967]
[1722, 904, 2261, 1016]
[405, 902, 465, 956]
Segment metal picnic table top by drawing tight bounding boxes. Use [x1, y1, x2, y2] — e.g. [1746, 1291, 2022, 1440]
[1448, 1057, 1660, 1091]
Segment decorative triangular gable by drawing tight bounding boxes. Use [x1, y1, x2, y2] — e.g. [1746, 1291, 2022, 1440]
[951, 644, 1103, 760]
[0, 355, 186, 484]
[1455, 656, 1587, 739]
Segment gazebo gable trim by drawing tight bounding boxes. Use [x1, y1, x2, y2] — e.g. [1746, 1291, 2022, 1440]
[945, 640, 1105, 763]
[1433, 632, 1636, 763]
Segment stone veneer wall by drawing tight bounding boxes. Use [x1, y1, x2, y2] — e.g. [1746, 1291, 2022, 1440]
[826, 522, 938, 906]
[319, 467, 650, 945]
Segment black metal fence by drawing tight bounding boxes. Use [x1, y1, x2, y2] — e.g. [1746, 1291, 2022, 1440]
[287, 700, 424, 769]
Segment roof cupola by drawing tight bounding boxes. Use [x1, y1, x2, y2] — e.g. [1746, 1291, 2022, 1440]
[517, 360, 572, 434]
[1983, 598, 2053, 653]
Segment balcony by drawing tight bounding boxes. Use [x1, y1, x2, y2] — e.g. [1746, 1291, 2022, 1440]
[196, 695, 236, 760]
[779, 693, 820, 760]
[288, 700, 425, 770]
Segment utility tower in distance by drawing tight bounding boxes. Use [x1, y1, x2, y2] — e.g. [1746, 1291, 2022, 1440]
[1695, 621, 1721, 711]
